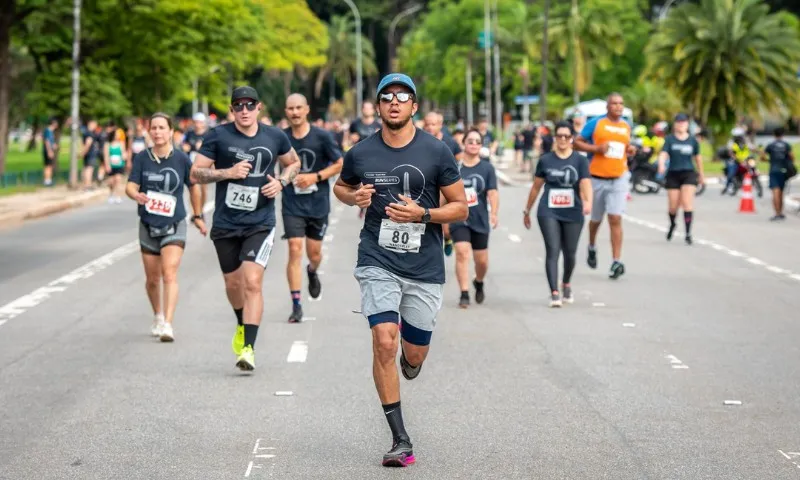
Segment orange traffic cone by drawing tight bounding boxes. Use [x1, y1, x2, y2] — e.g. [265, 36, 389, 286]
[739, 172, 755, 213]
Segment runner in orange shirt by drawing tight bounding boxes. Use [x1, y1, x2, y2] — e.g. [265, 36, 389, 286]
[573, 93, 636, 280]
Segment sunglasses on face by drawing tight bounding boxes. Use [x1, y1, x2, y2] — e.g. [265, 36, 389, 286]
[555, 134, 573, 139]
[378, 92, 414, 103]
[465, 138, 482, 145]
[232, 101, 258, 112]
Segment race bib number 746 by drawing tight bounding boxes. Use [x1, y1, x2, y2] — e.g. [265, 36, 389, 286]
[225, 183, 259, 211]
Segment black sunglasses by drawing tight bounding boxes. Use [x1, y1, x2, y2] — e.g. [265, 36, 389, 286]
[555, 134, 573, 139]
[378, 92, 414, 103]
[232, 101, 258, 112]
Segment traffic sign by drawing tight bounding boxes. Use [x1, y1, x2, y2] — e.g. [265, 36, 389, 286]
[514, 95, 540, 105]
[478, 31, 493, 49]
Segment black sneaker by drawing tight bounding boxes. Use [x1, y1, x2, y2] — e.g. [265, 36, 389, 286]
[288, 304, 303, 323]
[667, 223, 676, 241]
[562, 285, 574, 304]
[685, 235, 693, 246]
[473, 280, 485, 304]
[458, 292, 470, 309]
[382, 438, 415, 467]
[609, 261, 625, 280]
[587, 247, 597, 269]
[400, 349, 422, 380]
[307, 267, 322, 299]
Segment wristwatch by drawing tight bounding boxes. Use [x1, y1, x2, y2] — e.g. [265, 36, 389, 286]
[192, 214, 204, 221]
[316, 172, 323, 182]
[280, 178, 289, 188]
[421, 208, 431, 223]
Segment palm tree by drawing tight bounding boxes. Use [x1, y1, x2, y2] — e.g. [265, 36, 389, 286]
[622, 80, 682, 125]
[546, 0, 625, 105]
[314, 15, 378, 104]
[645, 0, 800, 147]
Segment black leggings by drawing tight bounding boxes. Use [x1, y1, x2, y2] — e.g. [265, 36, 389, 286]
[537, 216, 584, 292]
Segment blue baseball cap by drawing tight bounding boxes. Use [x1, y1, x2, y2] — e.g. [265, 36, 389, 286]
[376, 73, 417, 97]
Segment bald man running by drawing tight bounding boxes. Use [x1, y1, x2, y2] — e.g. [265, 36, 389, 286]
[424, 111, 463, 162]
[283, 93, 344, 322]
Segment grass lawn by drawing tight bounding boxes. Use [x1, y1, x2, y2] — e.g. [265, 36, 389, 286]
[5, 140, 73, 173]
[0, 184, 40, 197]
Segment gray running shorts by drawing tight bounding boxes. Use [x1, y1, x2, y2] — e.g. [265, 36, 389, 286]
[139, 220, 187, 255]
[354, 266, 443, 333]
[590, 171, 631, 222]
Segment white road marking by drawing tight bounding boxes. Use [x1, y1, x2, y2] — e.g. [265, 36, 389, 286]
[274, 391, 294, 396]
[592, 302, 606, 307]
[624, 213, 800, 283]
[301, 316, 316, 322]
[508, 234, 522, 243]
[330, 218, 340, 225]
[665, 354, 689, 369]
[246, 438, 276, 477]
[324, 234, 334, 241]
[0, 201, 215, 328]
[286, 341, 308, 363]
[723, 400, 742, 406]
[622, 323, 636, 328]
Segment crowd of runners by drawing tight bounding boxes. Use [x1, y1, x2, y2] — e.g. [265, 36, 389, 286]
[120, 71, 796, 469]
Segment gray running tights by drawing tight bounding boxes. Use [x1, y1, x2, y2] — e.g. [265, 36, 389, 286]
[537, 216, 584, 292]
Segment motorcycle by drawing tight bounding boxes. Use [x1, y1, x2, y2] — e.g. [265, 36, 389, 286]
[722, 157, 763, 197]
[629, 141, 661, 194]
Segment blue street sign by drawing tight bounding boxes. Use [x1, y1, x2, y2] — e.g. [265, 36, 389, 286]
[514, 95, 540, 105]
[478, 31, 493, 49]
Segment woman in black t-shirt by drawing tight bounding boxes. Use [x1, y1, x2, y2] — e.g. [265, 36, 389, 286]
[523, 121, 592, 307]
[126, 113, 207, 342]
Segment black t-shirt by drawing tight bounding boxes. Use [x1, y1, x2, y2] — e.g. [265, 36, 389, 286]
[540, 134, 554, 154]
[441, 132, 462, 156]
[333, 130, 345, 151]
[340, 129, 462, 284]
[82, 129, 101, 161]
[522, 128, 535, 150]
[535, 151, 590, 223]
[766, 139, 792, 173]
[198, 123, 292, 237]
[183, 129, 208, 161]
[282, 125, 343, 219]
[450, 160, 497, 234]
[349, 118, 381, 143]
[129, 149, 194, 228]
[662, 134, 699, 172]
[481, 130, 495, 148]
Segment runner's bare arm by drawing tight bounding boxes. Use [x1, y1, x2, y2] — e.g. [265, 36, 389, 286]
[574, 136, 604, 155]
[277, 148, 301, 184]
[524, 177, 545, 215]
[318, 157, 344, 181]
[579, 178, 592, 213]
[333, 178, 374, 208]
[657, 150, 669, 174]
[125, 181, 148, 204]
[431, 180, 468, 223]
[190, 153, 235, 184]
[488, 189, 499, 227]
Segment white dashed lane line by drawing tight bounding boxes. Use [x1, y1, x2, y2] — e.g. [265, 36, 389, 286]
[624, 214, 800, 283]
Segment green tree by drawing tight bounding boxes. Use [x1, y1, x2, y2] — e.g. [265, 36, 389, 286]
[314, 15, 377, 113]
[622, 80, 681, 125]
[545, 0, 626, 105]
[645, 0, 800, 147]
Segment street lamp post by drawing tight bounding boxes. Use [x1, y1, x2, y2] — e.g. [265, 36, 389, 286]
[483, 0, 492, 121]
[540, 0, 550, 124]
[68, 0, 82, 189]
[492, 0, 502, 140]
[342, 0, 363, 115]
[388, 4, 422, 71]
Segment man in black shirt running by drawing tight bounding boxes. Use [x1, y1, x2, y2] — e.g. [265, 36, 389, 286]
[334, 73, 468, 468]
[282, 93, 343, 322]
[191, 86, 301, 372]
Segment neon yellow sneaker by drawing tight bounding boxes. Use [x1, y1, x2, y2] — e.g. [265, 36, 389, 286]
[232, 325, 245, 355]
[236, 345, 255, 371]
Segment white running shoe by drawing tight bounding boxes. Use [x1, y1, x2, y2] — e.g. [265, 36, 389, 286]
[549, 293, 562, 308]
[151, 314, 165, 337]
[160, 323, 174, 342]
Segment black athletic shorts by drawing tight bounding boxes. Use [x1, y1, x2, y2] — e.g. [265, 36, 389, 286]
[282, 215, 328, 241]
[450, 225, 489, 250]
[665, 170, 698, 189]
[212, 227, 276, 274]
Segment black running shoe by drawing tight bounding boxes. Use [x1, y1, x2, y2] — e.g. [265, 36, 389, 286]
[458, 292, 470, 309]
[288, 304, 303, 323]
[473, 280, 485, 304]
[667, 223, 676, 241]
[400, 349, 422, 381]
[685, 235, 693, 245]
[382, 438, 415, 467]
[587, 247, 597, 269]
[609, 261, 625, 280]
[307, 267, 322, 299]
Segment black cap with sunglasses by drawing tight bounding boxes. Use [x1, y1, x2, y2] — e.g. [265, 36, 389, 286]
[231, 86, 260, 104]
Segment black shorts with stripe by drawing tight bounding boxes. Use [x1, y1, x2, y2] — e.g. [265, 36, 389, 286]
[211, 226, 276, 274]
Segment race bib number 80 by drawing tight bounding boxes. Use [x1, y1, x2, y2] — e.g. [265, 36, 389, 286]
[378, 220, 426, 253]
[225, 183, 259, 211]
